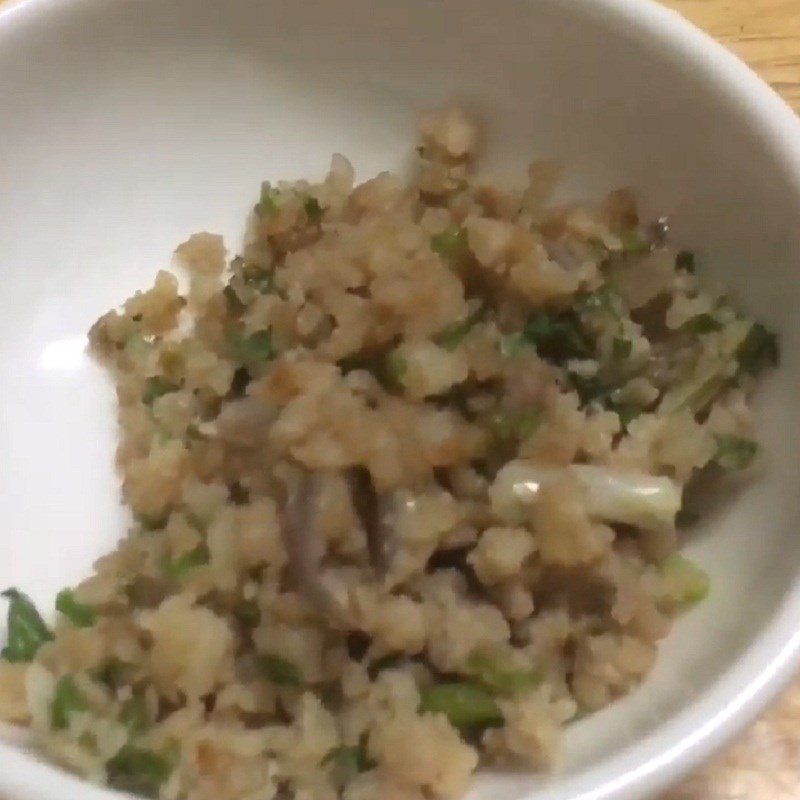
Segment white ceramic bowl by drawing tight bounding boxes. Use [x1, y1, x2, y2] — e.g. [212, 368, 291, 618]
[1, 0, 799, 798]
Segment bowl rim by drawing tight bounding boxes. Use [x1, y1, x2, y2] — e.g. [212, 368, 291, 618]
[1, 0, 799, 799]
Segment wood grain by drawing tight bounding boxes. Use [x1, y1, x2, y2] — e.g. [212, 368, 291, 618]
[665, 0, 800, 112]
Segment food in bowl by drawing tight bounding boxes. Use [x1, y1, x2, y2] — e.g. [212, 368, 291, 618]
[0, 107, 778, 800]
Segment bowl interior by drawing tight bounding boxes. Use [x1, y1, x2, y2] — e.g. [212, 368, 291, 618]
[0, 1, 799, 799]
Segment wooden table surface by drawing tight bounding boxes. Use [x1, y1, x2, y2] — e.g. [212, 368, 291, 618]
[0, 1, 798, 799]
[656, 8, 800, 800]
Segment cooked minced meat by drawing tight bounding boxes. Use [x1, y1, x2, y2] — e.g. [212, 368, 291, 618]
[0, 106, 777, 800]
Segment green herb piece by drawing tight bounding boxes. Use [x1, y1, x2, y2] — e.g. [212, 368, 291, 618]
[578, 283, 623, 319]
[323, 740, 374, 773]
[659, 319, 752, 416]
[435, 307, 483, 351]
[232, 329, 277, 363]
[106, 745, 176, 799]
[419, 682, 503, 731]
[120, 694, 150, 736]
[675, 250, 696, 273]
[1, 589, 52, 662]
[467, 652, 542, 695]
[256, 182, 281, 216]
[55, 589, 96, 628]
[92, 659, 132, 689]
[163, 545, 209, 580]
[51, 676, 88, 730]
[261, 655, 301, 686]
[612, 336, 632, 360]
[382, 352, 407, 388]
[522, 309, 592, 361]
[368, 653, 404, 675]
[681, 314, 723, 335]
[234, 599, 261, 628]
[568, 372, 609, 406]
[661, 554, 710, 606]
[618, 229, 650, 254]
[304, 196, 324, 222]
[736, 322, 779, 375]
[499, 334, 525, 359]
[614, 403, 642, 429]
[714, 434, 758, 470]
[142, 377, 178, 406]
[485, 407, 543, 443]
[430, 225, 467, 257]
[568, 374, 642, 426]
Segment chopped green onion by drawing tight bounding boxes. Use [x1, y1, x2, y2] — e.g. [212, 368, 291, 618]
[568, 371, 643, 425]
[736, 322, 779, 375]
[163, 545, 209, 580]
[257, 182, 281, 216]
[578, 284, 623, 319]
[419, 682, 503, 731]
[522, 309, 592, 361]
[675, 250, 696, 273]
[142, 377, 178, 406]
[714, 434, 757, 470]
[568, 372, 609, 406]
[681, 314, 723, 335]
[382, 352, 407, 388]
[612, 336, 632, 360]
[659, 318, 752, 415]
[618, 229, 650, 253]
[662, 318, 776, 415]
[323, 740, 374, 772]
[490, 461, 682, 532]
[435, 306, 483, 351]
[368, 653, 404, 674]
[51, 676, 88, 730]
[106, 745, 176, 798]
[499, 334, 525, 359]
[120, 693, 150, 736]
[92, 659, 132, 689]
[615, 403, 642, 429]
[261, 655, 301, 686]
[467, 651, 542, 695]
[485, 407, 543, 443]
[232, 329, 277, 363]
[304, 196, 324, 222]
[661, 554, 710, 606]
[234, 599, 261, 628]
[55, 589, 96, 628]
[1, 589, 52, 662]
[430, 225, 467, 257]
